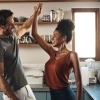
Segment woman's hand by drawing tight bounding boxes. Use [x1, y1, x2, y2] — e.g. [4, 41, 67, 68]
[32, 3, 52, 56]
[32, 3, 42, 35]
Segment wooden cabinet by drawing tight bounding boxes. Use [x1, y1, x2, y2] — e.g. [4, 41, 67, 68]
[33, 91, 86, 100]
[0, 0, 99, 2]
[34, 92, 46, 100]
[84, 91, 93, 100]
[33, 91, 51, 100]
[47, 92, 51, 100]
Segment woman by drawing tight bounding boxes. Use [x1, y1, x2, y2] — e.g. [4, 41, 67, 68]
[32, 3, 82, 100]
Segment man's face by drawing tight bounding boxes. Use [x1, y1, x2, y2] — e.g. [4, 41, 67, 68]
[3, 15, 15, 36]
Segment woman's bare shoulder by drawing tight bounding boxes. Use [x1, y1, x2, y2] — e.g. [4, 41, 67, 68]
[69, 51, 79, 60]
[70, 51, 78, 56]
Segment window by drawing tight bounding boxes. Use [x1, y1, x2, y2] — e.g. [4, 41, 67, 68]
[72, 8, 100, 61]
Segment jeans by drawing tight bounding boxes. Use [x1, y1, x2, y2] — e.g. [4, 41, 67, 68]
[50, 86, 76, 100]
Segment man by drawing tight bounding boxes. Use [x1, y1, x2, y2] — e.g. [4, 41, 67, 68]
[0, 9, 36, 100]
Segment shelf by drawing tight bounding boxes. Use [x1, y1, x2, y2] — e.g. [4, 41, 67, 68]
[18, 43, 39, 47]
[38, 22, 58, 24]
[14, 22, 58, 25]
[19, 43, 52, 47]
[0, 0, 99, 2]
[14, 22, 24, 25]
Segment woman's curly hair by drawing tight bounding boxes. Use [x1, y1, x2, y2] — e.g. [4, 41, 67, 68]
[55, 19, 75, 43]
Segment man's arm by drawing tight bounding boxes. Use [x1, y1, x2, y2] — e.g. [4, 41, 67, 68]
[0, 62, 19, 100]
[17, 15, 34, 39]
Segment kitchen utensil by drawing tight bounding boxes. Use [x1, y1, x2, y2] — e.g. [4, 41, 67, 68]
[45, 35, 49, 43]
[56, 8, 64, 22]
[14, 17, 19, 22]
[85, 59, 95, 78]
[50, 10, 56, 22]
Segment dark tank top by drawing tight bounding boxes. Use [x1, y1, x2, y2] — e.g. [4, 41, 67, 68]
[45, 48, 73, 89]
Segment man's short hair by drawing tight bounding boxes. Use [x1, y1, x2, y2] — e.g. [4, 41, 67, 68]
[0, 9, 13, 26]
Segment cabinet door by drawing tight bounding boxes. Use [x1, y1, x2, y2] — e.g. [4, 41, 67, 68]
[84, 92, 92, 100]
[82, 91, 85, 100]
[47, 91, 84, 100]
[47, 92, 51, 100]
[75, 91, 85, 100]
[34, 92, 46, 100]
[0, 92, 3, 100]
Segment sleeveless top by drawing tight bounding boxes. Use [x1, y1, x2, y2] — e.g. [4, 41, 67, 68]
[45, 48, 73, 89]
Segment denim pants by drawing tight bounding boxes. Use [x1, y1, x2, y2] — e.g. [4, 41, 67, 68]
[50, 86, 76, 100]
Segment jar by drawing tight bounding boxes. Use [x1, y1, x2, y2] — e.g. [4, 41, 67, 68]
[85, 59, 95, 78]
[56, 8, 64, 22]
[50, 10, 56, 22]
[89, 69, 94, 78]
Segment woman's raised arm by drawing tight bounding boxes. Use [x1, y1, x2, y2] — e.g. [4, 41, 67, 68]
[32, 3, 52, 56]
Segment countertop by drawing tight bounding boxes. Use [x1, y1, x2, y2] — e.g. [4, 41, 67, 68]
[84, 84, 100, 100]
[30, 84, 77, 92]
[30, 83, 100, 100]
[0, 84, 100, 100]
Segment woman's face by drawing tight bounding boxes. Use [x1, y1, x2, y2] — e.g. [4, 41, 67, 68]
[3, 15, 14, 36]
[52, 30, 65, 47]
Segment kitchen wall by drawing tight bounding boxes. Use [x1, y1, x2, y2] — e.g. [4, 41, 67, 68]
[0, 2, 100, 65]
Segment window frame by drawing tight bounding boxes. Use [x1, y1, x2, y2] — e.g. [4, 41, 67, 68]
[72, 8, 100, 61]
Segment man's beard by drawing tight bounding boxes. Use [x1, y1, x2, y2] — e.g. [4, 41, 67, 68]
[4, 29, 13, 36]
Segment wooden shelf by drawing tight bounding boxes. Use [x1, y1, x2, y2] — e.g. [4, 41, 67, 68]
[14, 22, 58, 25]
[15, 21, 54, 47]
[0, 0, 99, 2]
[19, 43, 52, 47]
[18, 43, 39, 47]
[38, 21, 58, 24]
[14, 22, 24, 25]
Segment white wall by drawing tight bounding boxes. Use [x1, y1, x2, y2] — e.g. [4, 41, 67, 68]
[0, 2, 100, 64]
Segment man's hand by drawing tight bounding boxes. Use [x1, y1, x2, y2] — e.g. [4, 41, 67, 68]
[34, 3, 43, 16]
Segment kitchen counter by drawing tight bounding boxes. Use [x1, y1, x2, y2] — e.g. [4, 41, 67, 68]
[84, 84, 100, 100]
[30, 83, 100, 100]
[30, 84, 77, 92]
